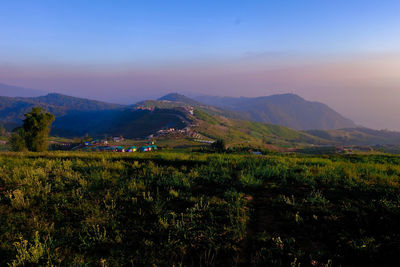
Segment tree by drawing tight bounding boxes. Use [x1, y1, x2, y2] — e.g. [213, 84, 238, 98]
[23, 107, 55, 152]
[211, 138, 226, 153]
[10, 128, 27, 151]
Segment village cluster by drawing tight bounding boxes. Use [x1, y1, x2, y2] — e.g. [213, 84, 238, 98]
[72, 138, 158, 152]
[154, 126, 200, 138]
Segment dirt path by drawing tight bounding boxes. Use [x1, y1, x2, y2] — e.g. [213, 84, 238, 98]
[238, 183, 280, 266]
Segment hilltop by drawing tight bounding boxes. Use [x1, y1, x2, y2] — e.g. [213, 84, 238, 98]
[158, 93, 202, 106]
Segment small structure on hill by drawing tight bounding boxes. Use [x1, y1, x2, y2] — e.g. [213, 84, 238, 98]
[113, 136, 124, 142]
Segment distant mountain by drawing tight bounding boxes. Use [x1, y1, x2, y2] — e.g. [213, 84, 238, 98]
[0, 82, 47, 97]
[193, 94, 356, 130]
[32, 93, 122, 111]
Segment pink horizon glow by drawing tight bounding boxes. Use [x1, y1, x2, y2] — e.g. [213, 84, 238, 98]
[1, 53, 399, 131]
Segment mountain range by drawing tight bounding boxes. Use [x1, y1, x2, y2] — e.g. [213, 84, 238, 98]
[0, 86, 399, 146]
[192, 94, 356, 130]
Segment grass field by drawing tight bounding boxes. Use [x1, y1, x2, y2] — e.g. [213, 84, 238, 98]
[0, 151, 399, 266]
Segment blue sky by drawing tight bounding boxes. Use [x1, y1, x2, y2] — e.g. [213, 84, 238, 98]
[0, 0, 400, 130]
[1, 0, 399, 64]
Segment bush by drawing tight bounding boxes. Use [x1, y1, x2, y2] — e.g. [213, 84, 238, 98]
[10, 128, 27, 152]
[211, 139, 226, 153]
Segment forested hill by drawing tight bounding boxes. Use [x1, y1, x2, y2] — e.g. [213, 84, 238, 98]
[0, 93, 122, 123]
[193, 93, 356, 130]
[31, 93, 123, 110]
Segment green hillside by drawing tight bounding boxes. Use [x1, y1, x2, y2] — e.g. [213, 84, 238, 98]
[124, 99, 328, 147]
[308, 128, 400, 145]
[192, 108, 328, 147]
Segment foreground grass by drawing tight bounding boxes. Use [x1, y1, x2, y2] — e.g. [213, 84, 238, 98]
[0, 151, 399, 266]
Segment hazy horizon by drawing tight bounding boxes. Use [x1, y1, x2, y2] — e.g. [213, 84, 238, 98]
[1, 1, 399, 130]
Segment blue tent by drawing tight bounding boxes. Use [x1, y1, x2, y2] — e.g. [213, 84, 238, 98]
[127, 146, 137, 152]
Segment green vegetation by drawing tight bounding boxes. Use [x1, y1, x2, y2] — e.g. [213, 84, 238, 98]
[11, 107, 54, 152]
[0, 151, 399, 266]
[193, 108, 219, 125]
[193, 108, 326, 147]
[308, 127, 400, 145]
[10, 128, 27, 152]
[134, 100, 191, 110]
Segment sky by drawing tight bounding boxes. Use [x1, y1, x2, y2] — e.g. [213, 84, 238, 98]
[0, 0, 400, 130]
